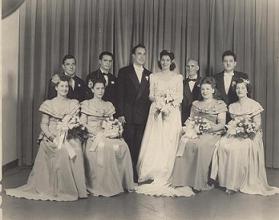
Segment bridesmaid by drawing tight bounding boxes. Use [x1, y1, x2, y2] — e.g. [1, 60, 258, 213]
[211, 78, 279, 195]
[172, 76, 227, 192]
[6, 74, 87, 201]
[81, 78, 134, 197]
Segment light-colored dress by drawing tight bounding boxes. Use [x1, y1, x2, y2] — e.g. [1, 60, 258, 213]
[172, 100, 227, 190]
[5, 98, 87, 201]
[81, 99, 134, 197]
[211, 98, 279, 195]
[136, 73, 194, 197]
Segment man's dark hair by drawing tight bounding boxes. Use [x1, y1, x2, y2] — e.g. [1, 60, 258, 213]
[132, 44, 146, 54]
[62, 54, 76, 64]
[222, 50, 237, 61]
[99, 51, 114, 60]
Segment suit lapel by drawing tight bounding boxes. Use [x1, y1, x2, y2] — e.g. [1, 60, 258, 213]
[129, 66, 140, 91]
[217, 72, 226, 97]
[136, 69, 149, 100]
[184, 79, 192, 100]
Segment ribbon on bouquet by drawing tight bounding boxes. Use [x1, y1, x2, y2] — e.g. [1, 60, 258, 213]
[89, 133, 105, 167]
[53, 130, 76, 160]
[176, 136, 189, 157]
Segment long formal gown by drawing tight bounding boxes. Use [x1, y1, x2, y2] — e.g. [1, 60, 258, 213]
[211, 98, 279, 195]
[172, 100, 227, 191]
[81, 99, 135, 197]
[5, 98, 88, 201]
[136, 73, 194, 197]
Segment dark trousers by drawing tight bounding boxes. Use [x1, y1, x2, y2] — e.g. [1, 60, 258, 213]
[123, 123, 146, 182]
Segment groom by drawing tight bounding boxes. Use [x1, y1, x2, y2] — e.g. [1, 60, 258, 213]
[117, 44, 152, 182]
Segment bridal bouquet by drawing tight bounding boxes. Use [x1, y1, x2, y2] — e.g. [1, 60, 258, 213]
[182, 116, 212, 138]
[57, 114, 88, 143]
[101, 117, 123, 138]
[226, 117, 257, 139]
[155, 89, 178, 118]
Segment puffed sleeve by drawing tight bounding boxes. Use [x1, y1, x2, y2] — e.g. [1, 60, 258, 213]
[39, 100, 53, 116]
[149, 74, 156, 102]
[80, 100, 90, 115]
[215, 100, 227, 114]
[104, 102, 116, 117]
[175, 74, 183, 104]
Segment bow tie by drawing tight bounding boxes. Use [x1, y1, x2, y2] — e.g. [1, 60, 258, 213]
[188, 78, 197, 82]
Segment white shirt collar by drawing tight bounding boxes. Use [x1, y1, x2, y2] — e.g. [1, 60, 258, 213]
[133, 64, 144, 72]
[224, 71, 234, 77]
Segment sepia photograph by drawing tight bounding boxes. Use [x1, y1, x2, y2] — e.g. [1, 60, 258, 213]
[1, 0, 279, 219]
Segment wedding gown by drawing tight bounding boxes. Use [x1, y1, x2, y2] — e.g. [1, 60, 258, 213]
[136, 72, 194, 197]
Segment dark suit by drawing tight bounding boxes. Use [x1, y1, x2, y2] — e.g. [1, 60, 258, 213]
[181, 78, 200, 124]
[117, 65, 151, 181]
[214, 71, 248, 122]
[214, 71, 248, 105]
[85, 69, 117, 107]
[47, 73, 87, 102]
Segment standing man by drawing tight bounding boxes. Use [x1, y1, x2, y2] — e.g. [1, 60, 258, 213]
[181, 59, 200, 124]
[85, 51, 117, 107]
[47, 54, 87, 102]
[117, 44, 151, 182]
[214, 50, 248, 122]
[214, 50, 248, 105]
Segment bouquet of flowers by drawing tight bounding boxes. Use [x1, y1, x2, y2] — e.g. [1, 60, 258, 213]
[182, 116, 212, 138]
[101, 117, 123, 138]
[155, 89, 178, 118]
[226, 117, 257, 139]
[58, 114, 88, 143]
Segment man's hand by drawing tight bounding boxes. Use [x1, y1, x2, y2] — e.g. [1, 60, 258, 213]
[118, 116, 126, 124]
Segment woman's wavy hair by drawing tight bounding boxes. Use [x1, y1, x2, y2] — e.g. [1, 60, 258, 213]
[53, 73, 71, 86]
[233, 78, 252, 98]
[88, 77, 106, 89]
[198, 76, 221, 100]
[158, 50, 176, 71]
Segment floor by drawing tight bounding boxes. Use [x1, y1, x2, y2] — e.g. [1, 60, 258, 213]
[2, 167, 279, 220]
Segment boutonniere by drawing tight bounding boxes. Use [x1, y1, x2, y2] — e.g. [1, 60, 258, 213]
[111, 81, 115, 84]
[145, 76, 149, 81]
[231, 81, 236, 86]
[78, 83, 81, 87]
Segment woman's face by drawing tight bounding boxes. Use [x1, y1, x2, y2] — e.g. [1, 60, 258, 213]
[55, 80, 69, 97]
[201, 83, 214, 100]
[160, 55, 172, 71]
[236, 82, 248, 98]
[92, 82, 105, 99]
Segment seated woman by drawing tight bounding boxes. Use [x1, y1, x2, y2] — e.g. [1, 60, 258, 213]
[172, 76, 227, 192]
[211, 78, 279, 195]
[81, 78, 134, 197]
[6, 74, 87, 201]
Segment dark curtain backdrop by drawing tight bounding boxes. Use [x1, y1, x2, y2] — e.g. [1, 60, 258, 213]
[17, 0, 279, 167]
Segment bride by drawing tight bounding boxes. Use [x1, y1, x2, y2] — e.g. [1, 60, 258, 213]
[136, 50, 194, 197]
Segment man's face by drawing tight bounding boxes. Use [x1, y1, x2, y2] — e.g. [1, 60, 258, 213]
[62, 58, 76, 76]
[99, 55, 113, 72]
[223, 55, 237, 72]
[132, 47, 146, 65]
[186, 60, 199, 78]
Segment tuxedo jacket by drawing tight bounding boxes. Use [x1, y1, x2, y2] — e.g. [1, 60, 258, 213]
[85, 69, 117, 107]
[117, 65, 152, 124]
[47, 73, 87, 102]
[181, 78, 200, 124]
[214, 71, 248, 105]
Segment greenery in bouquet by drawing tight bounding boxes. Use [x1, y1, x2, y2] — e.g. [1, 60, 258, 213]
[226, 117, 257, 139]
[101, 117, 123, 138]
[58, 114, 88, 142]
